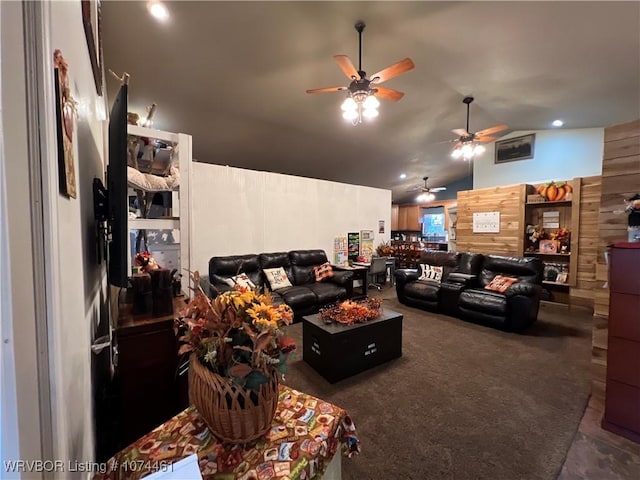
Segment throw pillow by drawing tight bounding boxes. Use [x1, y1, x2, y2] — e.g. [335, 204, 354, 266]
[313, 262, 334, 282]
[418, 264, 443, 282]
[485, 275, 519, 293]
[263, 267, 293, 290]
[224, 273, 256, 289]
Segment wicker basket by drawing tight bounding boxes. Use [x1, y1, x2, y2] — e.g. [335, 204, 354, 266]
[188, 353, 279, 444]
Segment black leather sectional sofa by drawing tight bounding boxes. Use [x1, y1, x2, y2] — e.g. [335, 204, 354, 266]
[203, 249, 353, 320]
[396, 251, 544, 332]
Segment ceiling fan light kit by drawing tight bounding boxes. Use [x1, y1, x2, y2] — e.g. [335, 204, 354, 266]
[450, 96, 508, 161]
[306, 21, 414, 125]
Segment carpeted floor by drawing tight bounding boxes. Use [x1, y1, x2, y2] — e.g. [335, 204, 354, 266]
[281, 291, 593, 480]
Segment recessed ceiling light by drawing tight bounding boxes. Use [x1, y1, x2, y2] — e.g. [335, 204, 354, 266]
[148, 1, 169, 21]
[399, 173, 407, 179]
[552, 119, 564, 127]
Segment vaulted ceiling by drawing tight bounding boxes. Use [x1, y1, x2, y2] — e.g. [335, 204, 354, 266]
[102, 1, 640, 202]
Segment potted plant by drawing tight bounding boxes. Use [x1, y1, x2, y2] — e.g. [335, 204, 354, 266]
[177, 272, 296, 443]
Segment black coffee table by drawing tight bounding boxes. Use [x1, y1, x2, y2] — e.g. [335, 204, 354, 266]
[302, 309, 403, 383]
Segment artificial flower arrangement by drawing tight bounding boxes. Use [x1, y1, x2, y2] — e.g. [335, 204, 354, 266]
[551, 227, 571, 245]
[134, 250, 160, 273]
[376, 241, 395, 257]
[319, 298, 382, 326]
[177, 272, 296, 392]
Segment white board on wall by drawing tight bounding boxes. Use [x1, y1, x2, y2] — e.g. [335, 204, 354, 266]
[473, 212, 500, 233]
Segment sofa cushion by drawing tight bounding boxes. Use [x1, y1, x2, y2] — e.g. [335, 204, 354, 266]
[485, 275, 519, 293]
[274, 286, 317, 310]
[259, 252, 294, 284]
[459, 288, 507, 315]
[313, 262, 334, 282]
[224, 273, 256, 289]
[289, 250, 329, 285]
[404, 280, 440, 301]
[209, 254, 264, 289]
[418, 264, 443, 282]
[418, 251, 460, 282]
[306, 282, 347, 304]
[263, 267, 293, 290]
[479, 255, 543, 287]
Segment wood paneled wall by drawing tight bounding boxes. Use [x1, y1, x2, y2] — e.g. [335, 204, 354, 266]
[456, 184, 526, 255]
[570, 176, 602, 309]
[592, 119, 640, 409]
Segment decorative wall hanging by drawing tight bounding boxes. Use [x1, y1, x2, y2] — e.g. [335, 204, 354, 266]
[53, 49, 77, 198]
[495, 133, 536, 163]
[82, 0, 103, 95]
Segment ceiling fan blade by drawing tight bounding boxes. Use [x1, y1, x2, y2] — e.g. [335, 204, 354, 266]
[306, 86, 347, 94]
[374, 86, 404, 102]
[475, 135, 497, 143]
[452, 128, 470, 137]
[370, 58, 415, 84]
[333, 55, 359, 79]
[430, 187, 447, 192]
[475, 124, 509, 137]
[406, 185, 423, 192]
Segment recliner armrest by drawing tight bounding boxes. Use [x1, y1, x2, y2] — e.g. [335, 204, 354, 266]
[395, 269, 419, 283]
[505, 282, 541, 298]
[446, 272, 478, 287]
[329, 270, 353, 286]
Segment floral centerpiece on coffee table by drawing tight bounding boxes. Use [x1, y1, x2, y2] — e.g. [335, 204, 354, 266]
[319, 298, 383, 326]
[177, 272, 296, 391]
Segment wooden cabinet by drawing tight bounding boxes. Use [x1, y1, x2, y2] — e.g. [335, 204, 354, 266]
[602, 243, 640, 443]
[116, 297, 188, 447]
[522, 179, 580, 304]
[396, 205, 421, 231]
[391, 205, 399, 231]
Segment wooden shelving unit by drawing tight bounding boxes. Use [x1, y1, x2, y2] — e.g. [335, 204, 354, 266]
[523, 179, 581, 305]
[127, 125, 192, 295]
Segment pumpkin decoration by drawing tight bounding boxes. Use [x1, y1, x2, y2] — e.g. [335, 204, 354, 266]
[536, 181, 573, 202]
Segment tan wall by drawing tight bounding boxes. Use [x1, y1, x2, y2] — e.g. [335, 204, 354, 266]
[592, 119, 640, 410]
[456, 184, 526, 255]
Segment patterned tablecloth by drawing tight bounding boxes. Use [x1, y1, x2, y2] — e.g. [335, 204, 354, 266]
[95, 385, 360, 479]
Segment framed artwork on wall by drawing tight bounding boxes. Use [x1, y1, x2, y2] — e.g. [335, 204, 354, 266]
[53, 50, 77, 198]
[495, 133, 535, 163]
[82, 0, 104, 96]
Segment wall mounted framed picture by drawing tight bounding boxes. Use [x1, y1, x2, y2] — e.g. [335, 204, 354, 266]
[495, 133, 535, 163]
[53, 50, 77, 198]
[82, 0, 103, 96]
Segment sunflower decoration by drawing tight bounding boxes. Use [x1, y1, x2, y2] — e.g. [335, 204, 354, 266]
[177, 272, 296, 391]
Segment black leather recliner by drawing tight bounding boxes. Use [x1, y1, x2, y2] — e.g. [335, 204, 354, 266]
[204, 249, 353, 321]
[395, 251, 543, 332]
[457, 255, 543, 332]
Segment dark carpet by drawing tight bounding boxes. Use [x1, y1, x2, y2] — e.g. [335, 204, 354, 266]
[281, 290, 592, 480]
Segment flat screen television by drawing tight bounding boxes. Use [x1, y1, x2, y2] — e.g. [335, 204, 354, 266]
[107, 83, 129, 287]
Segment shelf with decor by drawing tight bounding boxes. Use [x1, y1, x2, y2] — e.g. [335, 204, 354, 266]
[126, 124, 192, 295]
[523, 179, 581, 305]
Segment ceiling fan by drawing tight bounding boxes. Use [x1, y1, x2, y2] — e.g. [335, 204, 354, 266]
[407, 177, 446, 201]
[449, 96, 508, 160]
[306, 21, 415, 123]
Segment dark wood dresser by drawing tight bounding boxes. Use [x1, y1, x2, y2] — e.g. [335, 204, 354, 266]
[602, 242, 640, 443]
[116, 297, 188, 447]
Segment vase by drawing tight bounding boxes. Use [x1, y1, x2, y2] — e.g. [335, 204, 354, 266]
[188, 353, 279, 444]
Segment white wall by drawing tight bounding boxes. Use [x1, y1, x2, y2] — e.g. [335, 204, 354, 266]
[473, 128, 604, 188]
[1, 2, 45, 474]
[191, 163, 391, 273]
[46, 0, 108, 468]
[2, 1, 108, 474]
